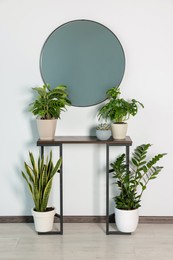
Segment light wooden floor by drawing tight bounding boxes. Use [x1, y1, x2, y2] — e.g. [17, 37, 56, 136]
[0, 223, 173, 260]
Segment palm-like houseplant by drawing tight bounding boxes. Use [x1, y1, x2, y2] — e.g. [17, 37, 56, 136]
[97, 86, 144, 139]
[29, 84, 71, 140]
[21, 150, 62, 232]
[110, 143, 166, 232]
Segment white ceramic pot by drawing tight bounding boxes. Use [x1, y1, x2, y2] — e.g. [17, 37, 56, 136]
[32, 207, 55, 232]
[111, 123, 128, 140]
[115, 208, 139, 233]
[36, 118, 57, 140]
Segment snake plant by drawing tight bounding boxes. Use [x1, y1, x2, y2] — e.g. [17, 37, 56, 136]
[111, 144, 166, 210]
[21, 151, 62, 212]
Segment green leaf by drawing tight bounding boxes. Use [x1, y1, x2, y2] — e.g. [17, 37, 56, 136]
[111, 143, 166, 210]
[29, 84, 71, 119]
[97, 86, 144, 122]
[21, 151, 62, 212]
[32, 87, 46, 97]
[21, 171, 33, 195]
[147, 153, 167, 168]
[41, 179, 53, 212]
[131, 158, 138, 166]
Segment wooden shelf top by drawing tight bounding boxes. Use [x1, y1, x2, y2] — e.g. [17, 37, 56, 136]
[37, 136, 132, 146]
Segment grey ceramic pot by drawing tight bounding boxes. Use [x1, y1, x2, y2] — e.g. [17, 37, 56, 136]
[96, 129, 112, 140]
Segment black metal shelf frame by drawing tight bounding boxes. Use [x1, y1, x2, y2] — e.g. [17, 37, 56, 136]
[39, 144, 63, 235]
[37, 136, 132, 235]
[106, 143, 131, 235]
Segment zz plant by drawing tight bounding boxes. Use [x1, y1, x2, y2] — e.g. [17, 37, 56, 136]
[21, 151, 62, 212]
[29, 84, 71, 119]
[111, 144, 166, 210]
[98, 86, 144, 123]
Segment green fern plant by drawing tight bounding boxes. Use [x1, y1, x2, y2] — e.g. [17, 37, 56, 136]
[21, 151, 62, 212]
[29, 84, 71, 119]
[111, 144, 166, 210]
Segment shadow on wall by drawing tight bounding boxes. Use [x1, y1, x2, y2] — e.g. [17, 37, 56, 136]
[92, 145, 115, 216]
[17, 87, 40, 215]
[13, 157, 33, 215]
[28, 118, 39, 144]
[22, 85, 39, 148]
[89, 126, 96, 136]
[92, 145, 102, 216]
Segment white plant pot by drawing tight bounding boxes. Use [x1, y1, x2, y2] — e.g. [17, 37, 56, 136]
[32, 207, 55, 232]
[111, 123, 128, 140]
[115, 208, 139, 233]
[36, 118, 57, 140]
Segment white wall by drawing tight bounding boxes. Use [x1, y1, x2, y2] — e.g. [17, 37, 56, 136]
[0, 0, 172, 216]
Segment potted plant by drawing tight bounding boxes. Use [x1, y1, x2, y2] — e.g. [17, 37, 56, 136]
[97, 86, 144, 139]
[29, 84, 71, 140]
[21, 150, 62, 232]
[96, 123, 112, 140]
[110, 143, 166, 233]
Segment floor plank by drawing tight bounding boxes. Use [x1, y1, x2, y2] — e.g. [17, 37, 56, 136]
[0, 223, 173, 260]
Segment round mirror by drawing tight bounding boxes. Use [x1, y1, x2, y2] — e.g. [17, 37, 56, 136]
[40, 20, 125, 107]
